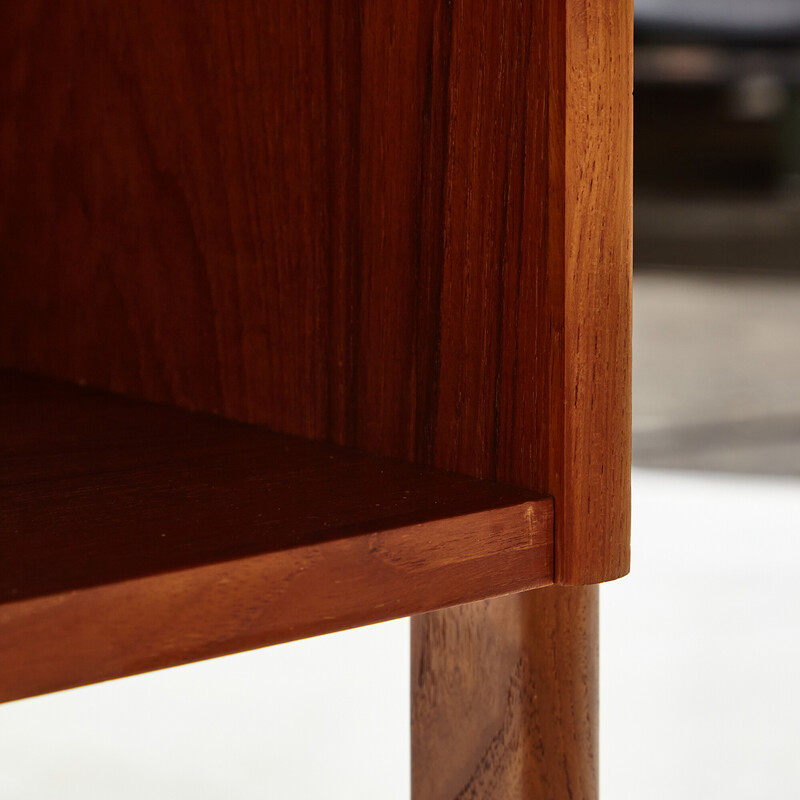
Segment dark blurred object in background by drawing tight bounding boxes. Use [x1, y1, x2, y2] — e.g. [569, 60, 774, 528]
[634, 0, 800, 273]
[635, 0, 800, 194]
[632, 0, 800, 477]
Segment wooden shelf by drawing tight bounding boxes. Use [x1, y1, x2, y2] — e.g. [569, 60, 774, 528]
[0, 370, 554, 702]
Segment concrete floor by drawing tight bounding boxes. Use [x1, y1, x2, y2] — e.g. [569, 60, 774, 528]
[634, 268, 800, 475]
[603, 468, 800, 799]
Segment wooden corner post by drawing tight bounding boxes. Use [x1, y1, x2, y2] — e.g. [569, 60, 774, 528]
[411, 0, 632, 795]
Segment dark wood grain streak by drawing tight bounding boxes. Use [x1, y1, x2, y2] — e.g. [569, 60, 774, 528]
[0, 0, 628, 583]
[0, 370, 553, 702]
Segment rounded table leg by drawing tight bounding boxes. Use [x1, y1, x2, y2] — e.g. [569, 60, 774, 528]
[412, 586, 598, 800]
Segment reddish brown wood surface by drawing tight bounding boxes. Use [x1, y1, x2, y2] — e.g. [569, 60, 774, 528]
[0, 2, 630, 792]
[560, 0, 633, 584]
[411, 0, 630, 796]
[0, 0, 629, 583]
[0, 370, 553, 702]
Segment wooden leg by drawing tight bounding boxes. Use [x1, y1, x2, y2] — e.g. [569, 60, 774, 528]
[412, 586, 598, 800]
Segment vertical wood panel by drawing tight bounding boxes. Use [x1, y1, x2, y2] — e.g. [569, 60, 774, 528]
[562, 0, 633, 583]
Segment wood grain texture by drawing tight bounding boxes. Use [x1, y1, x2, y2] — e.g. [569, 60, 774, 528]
[0, 1, 630, 790]
[0, 370, 553, 702]
[411, 1, 630, 796]
[0, 0, 630, 583]
[560, 0, 633, 584]
[412, 587, 598, 800]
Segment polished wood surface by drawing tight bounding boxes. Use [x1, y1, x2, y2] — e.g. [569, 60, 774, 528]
[1, 2, 631, 792]
[560, 0, 633, 584]
[413, 587, 598, 799]
[0, 370, 553, 702]
[411, 0, 631, 796]
[0, 0, 629, 584]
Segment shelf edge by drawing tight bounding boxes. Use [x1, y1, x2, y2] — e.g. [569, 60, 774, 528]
[0, 498, 554, 703]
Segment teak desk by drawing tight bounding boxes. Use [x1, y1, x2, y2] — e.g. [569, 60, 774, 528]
[0, 2, 631, 797]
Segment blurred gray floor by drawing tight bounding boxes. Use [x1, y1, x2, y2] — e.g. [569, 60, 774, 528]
[634, 268, 800, 475]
